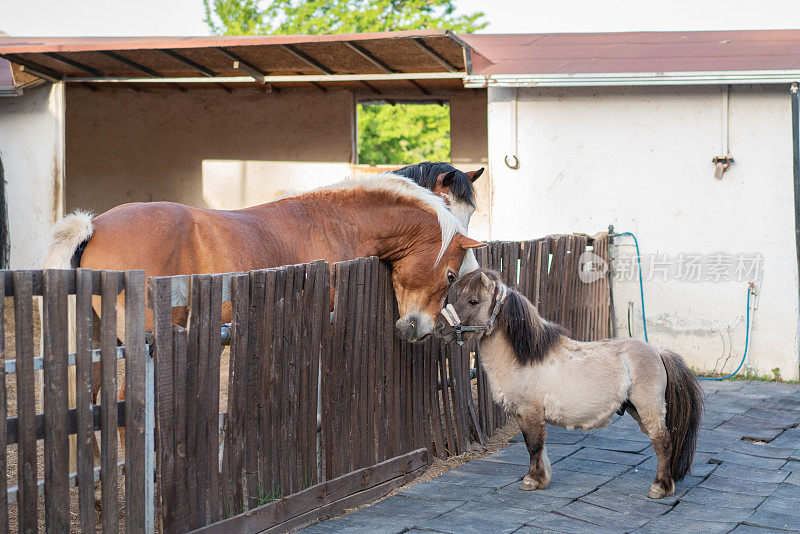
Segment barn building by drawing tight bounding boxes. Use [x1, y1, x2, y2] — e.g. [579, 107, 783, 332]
[1, 30, 799, 379]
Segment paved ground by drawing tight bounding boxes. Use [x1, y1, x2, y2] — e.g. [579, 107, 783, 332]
[302, 380, 800, 533]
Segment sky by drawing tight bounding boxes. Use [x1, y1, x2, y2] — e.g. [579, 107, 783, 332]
[1, 0, 800, 36]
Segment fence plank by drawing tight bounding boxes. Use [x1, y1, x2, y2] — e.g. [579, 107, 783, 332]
[363, 259, 377, 466]
[184, 276, 201, 529]
[223, 274, 249, 516]
[310, 260, 328, 483]
[0, 275, 7, 533]
[171, 324, 189, 529]
[285, 265, 302, 493]
[123, 270, 148, 533]
[100, 270, 120, 534]
[255, 268, 275, 498]
[74, 269, 96, 533]
[324, 262, 348, 480]
[43, 270, 70, 532]
[150, 276, 175, 532]
[245, 270, 265, 507]
[207, 275, 223, 523]
[13, 271, 37, 534]
[193, 449, 427, 534]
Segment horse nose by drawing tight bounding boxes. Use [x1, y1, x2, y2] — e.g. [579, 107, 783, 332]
[395, 317, 416, 341]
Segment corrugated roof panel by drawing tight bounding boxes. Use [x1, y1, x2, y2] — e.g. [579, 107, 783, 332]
[462, 30, 800, 75]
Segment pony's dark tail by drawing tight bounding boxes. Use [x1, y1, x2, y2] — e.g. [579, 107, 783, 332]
[660, 349, 704, 481]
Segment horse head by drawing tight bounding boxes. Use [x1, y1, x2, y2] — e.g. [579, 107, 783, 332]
[392, 233, 484, 342]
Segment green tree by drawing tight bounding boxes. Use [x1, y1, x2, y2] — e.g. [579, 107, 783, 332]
[358, 103, 450, 165]
[204, 0, 486, 36]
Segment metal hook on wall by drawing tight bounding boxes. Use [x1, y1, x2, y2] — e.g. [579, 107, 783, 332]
[505, 88, 520, 170]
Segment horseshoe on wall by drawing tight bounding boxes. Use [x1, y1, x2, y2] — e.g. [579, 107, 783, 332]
[504, 154, 520, 169]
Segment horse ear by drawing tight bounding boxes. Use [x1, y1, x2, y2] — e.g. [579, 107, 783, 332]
[466, 168, 484, 182]
[439, 171, 457, 188]
[479, 272, 491, 288]
[459, 236, 487, 250]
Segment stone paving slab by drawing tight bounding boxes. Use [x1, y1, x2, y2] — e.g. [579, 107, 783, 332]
[415, 501, 544, 534]
[302, 381, 800, 533]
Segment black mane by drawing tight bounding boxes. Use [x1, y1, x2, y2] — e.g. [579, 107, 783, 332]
[498, 289, 567, 365]
[392, 161, 476, 208]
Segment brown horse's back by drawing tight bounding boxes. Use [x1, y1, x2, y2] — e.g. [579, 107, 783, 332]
[80, 200, 293, 278]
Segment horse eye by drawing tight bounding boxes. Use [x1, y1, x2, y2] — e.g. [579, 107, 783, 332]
[447, 271, 456, 284]
[468, 298, 478, 306]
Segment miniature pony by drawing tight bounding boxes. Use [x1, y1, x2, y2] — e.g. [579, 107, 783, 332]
[435, 269, 703, 499]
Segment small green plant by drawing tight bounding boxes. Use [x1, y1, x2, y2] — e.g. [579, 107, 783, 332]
[772, 367, 782, 381]
[255, 486, 283, 507]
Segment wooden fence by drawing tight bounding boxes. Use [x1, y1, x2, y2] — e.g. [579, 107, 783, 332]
[0, 232, 611, 533]
[0, 268, 153, 533]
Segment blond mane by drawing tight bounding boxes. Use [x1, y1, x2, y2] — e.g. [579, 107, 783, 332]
[308, 173, 470, 266]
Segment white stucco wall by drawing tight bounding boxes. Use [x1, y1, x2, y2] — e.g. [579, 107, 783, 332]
[0, 83, 64, 268]
[488, 85, 799, 380]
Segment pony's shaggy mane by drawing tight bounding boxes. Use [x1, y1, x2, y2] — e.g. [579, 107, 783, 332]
[474, 270, 567, 365]
[391, 161, 476, 208]
[309, 174, 475, 269]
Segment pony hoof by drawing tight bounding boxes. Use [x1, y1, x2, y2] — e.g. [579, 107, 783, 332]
[519, 481, 539, 491]
[647, 488, 665, 499]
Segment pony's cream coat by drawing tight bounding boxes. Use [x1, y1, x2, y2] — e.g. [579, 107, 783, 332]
[436, 269, 703, 499]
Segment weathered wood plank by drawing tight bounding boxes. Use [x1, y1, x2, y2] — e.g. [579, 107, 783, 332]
[43, 270, 70, 532]
[75, 269, 96, 533]
[123, 270, 148, 533]
[0, 275, 8, 533]
[191, 449, 428, 534]
[149, 276, 175, 532]
[363, 259, 377, 466]
[100, 271, 120, 534]
[207, 275, 223, 523]
[222, 274, 249, 516]
[324, 262, 348, 480]
[171, 324, 189, 529]
[13, 271, 38, 534]
[310, 260, 328, 483]
[245, 270, 265, 507]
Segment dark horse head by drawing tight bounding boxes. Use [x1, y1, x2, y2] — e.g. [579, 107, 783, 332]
[391, 161, 484, 229]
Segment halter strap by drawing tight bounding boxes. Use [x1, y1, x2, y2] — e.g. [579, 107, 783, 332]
[443, 282, 508, 345]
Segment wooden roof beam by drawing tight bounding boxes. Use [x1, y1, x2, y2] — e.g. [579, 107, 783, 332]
[159, 49, 217, 77]
[343, 42, 393, 74]
[280, 44, 335, 75]
[44, 52, 103, 77]
[412, 38, 458, 73]
[99, 51, 160, 77]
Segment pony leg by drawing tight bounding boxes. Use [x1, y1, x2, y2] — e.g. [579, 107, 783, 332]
[515, 410, 551, 491]
[628, 405, 674, 499]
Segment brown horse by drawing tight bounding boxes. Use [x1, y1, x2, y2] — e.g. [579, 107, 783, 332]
[45, 173, 484, 340]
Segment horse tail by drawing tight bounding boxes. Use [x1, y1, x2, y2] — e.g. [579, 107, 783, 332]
[43, 210, 94, 269]
[660, 349, 704, 481]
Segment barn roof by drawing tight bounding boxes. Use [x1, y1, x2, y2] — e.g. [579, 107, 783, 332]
[0, 31, 470, 94]
[462, 30, 800, 86]
[3, 30, 800, 91]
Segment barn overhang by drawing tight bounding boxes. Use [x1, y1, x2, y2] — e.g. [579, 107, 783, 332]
[0, 31, 473, 95]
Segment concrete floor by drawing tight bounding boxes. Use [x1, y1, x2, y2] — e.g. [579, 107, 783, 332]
[302, 380, 800, 533]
